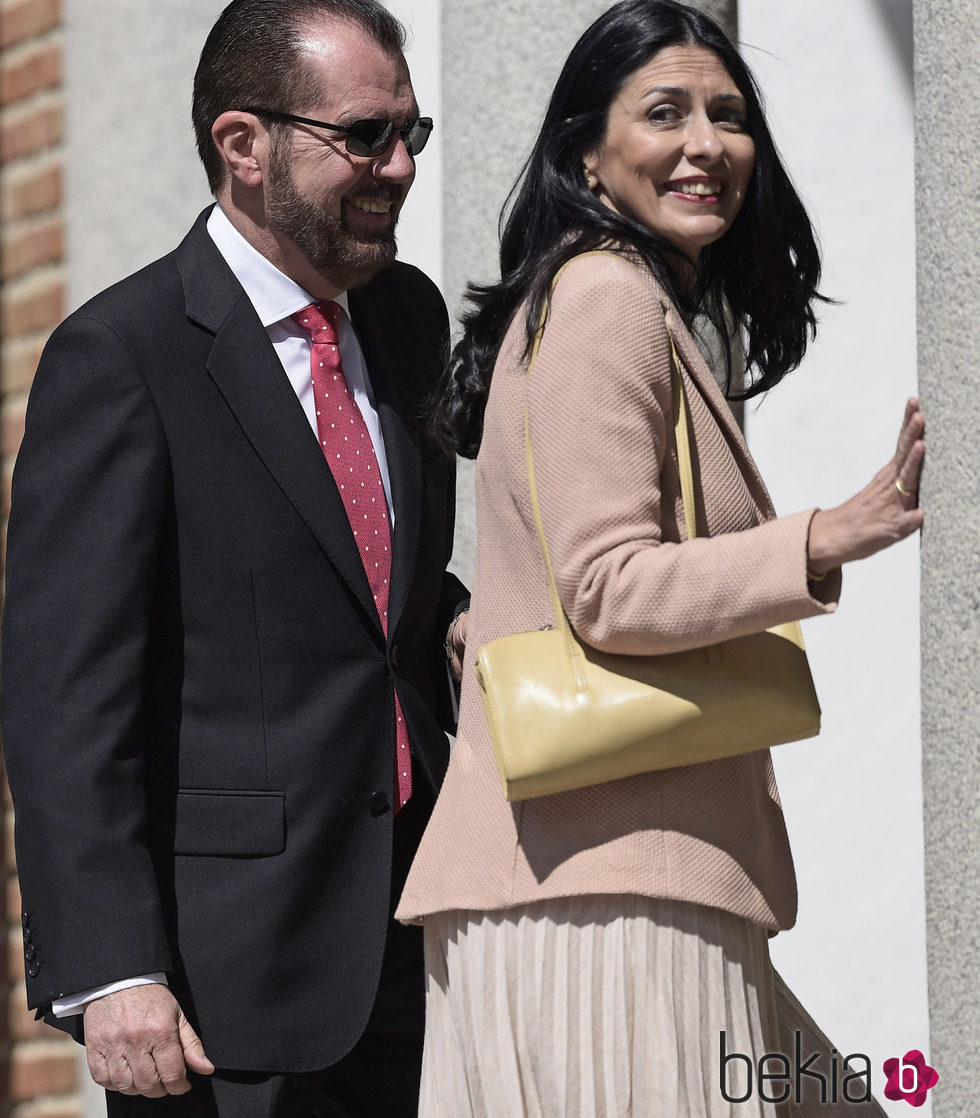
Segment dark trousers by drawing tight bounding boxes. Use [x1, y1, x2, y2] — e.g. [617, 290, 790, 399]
[106, 796, 428, 1118]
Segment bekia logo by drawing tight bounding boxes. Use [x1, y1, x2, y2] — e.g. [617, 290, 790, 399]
[883, 1050, 939, 1108]
[719, 1033, 939, 1108]
[720, 1031, 872, 1105]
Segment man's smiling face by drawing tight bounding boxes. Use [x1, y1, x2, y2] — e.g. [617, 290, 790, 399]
[265, 16, 418, 288]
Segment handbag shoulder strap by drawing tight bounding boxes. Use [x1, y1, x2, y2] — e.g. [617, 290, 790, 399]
[669, 331, 699, 540]
[524, 253, 699, 638]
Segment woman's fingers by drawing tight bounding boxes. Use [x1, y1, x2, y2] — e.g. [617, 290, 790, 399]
[895, 437, 925, 507]
[893, 398, 925, 508]
[808, 401, 926, 572]
[894, 398, 925, 466]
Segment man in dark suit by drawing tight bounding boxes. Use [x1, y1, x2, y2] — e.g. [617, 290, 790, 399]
[0, 1, 467, 1114]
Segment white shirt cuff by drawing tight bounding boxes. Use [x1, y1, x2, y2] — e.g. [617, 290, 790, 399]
[51, 973, 168, 1018]
[446, 661, 460, 724]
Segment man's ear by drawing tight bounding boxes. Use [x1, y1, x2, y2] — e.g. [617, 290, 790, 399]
[211, 111, 267, 188]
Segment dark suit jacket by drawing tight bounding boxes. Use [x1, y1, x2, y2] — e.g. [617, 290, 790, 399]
[0, 208, 467, 1072]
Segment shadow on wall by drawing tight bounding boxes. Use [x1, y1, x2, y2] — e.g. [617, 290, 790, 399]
[871, 0, 912, 86]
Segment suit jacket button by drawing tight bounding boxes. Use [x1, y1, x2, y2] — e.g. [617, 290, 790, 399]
[390, 646, 400, 668]
[21, 913, 29, 929]
[368, 791, 391, 817]
[23, 928, 32, 944]
[25, 945, 36, 961]
[27, 963, 40, 978]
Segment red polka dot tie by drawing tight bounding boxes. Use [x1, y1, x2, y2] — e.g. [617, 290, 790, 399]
[293, 301, 411, 812]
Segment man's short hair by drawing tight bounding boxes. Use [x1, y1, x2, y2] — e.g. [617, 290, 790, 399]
[193, 0, 407, 193]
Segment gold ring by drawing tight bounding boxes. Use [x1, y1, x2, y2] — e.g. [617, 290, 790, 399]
[895, 479, 914, 497]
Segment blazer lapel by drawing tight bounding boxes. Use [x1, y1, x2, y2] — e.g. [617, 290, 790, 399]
[176, 215, 383, 634]
[348, 287, 422, 639]
[664, 305, 777, 518]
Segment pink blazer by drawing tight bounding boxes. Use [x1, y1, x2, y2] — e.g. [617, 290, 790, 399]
[397, 251, 840, 932]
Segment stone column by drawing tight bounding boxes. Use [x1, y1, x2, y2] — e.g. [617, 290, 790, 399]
[914, 3, 980, 1114]
[65, 0, 223, 310]
[442, 0, 738, 583]
[690, 0, 735, 37]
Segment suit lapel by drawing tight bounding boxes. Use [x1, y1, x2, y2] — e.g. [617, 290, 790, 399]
[176, 213, 383, 634]
[348, 287, 422, 638]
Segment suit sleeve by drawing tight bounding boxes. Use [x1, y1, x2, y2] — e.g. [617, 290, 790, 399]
[1, 314, 174, 1011]
[526, 253, 836, 656]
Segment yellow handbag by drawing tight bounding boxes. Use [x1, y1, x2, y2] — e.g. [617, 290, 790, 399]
[474, 280, 821, 802]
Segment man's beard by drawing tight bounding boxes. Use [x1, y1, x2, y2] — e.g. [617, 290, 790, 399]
[267, 138, 398, 286]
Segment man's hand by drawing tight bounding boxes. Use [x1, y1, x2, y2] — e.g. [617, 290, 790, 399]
[83, 984, 214, 1097]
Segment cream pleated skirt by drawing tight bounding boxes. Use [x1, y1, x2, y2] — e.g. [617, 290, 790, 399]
[420, 895, 886, 1117]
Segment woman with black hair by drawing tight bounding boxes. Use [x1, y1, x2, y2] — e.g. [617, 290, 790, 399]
[397, 1, 921, 1112]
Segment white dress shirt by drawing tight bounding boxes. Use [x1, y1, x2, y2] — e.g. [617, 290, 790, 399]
[53, 205, 396, 1017]
[207, 204, 395, 523]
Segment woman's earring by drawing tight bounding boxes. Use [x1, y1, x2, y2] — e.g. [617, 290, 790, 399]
[585, 168, 598, 190]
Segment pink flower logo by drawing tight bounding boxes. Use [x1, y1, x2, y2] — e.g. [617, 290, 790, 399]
[883, 1050, 938, 1107]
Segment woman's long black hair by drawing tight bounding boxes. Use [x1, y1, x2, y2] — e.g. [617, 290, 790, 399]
[436, 0, 824, 458]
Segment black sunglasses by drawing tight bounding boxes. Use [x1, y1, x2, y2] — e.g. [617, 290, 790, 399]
[241, 107, 433, 158]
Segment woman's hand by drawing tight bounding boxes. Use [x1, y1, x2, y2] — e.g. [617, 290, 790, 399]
[807, 397, 925, 575]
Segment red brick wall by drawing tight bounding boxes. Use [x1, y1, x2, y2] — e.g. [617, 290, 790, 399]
[1, 0, 82, 1113]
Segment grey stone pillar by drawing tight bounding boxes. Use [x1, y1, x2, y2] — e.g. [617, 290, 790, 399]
[441, 0, 607, 319]
[442, 0, 738, 584]
[915, 3, 980, 1114]
[66, 0, 225, 310]
[691, 0, 736, 38]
